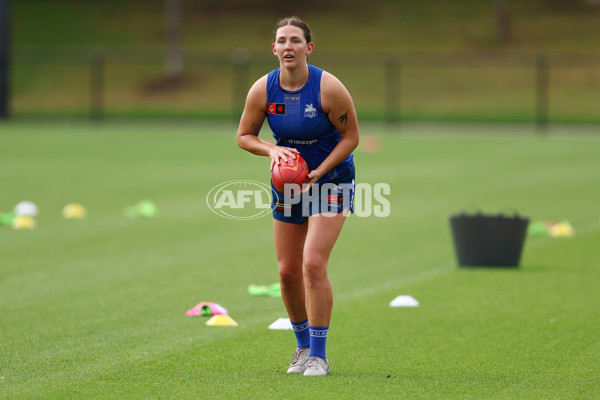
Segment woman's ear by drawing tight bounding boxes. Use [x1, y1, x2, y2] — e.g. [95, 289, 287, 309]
[306, 42, 314, 59]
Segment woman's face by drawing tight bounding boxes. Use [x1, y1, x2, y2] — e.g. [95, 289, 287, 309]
[273, 25, 313, 68]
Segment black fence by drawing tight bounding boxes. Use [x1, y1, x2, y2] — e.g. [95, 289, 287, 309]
[9, 47, 600, 126]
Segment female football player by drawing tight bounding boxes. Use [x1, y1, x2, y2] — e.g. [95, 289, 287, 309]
[237, 16, 359, 376]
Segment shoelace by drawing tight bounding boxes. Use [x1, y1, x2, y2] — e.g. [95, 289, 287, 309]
[290, 349, 306, 365]
[305, 357, 319, 369]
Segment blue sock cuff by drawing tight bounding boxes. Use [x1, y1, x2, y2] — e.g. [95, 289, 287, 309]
[308, 326, 329, 359]
[309, 326, 329, 337]
[291, 319, 309, 332]
[291, 319, 310, 349]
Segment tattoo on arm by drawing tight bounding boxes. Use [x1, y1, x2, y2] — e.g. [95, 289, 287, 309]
[339, 130, 347, 136]
[337, 111, 349, 125]
[250, 123, 260, 135]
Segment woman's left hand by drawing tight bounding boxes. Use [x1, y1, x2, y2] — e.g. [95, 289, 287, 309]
[302, 169, 325, 192]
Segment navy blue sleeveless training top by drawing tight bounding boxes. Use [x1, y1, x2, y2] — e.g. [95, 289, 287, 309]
[266, 64, 354, 182]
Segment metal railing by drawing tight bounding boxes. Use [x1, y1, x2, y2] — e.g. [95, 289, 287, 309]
[10, 47, 600, 126]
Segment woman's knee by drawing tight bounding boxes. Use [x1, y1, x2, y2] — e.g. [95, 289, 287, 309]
[278, 260, 303, 284]
[302, 255, 328, 285]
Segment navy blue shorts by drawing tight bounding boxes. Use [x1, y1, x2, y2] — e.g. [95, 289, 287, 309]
[271, 163, 355, 224]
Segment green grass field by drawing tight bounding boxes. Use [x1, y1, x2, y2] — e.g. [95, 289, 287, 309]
[1, 122, 599, 399]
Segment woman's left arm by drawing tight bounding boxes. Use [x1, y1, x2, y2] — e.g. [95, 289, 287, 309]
[307, 72, 360, 184]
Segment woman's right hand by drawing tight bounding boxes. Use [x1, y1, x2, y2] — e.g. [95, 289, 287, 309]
[269, 146, 300, 171]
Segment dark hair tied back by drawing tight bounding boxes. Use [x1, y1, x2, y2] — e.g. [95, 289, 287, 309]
[273, 16, 312, 44]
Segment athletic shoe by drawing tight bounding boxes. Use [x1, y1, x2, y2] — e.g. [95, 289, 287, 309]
[286, 348, 310, 373]
[303, 356, 331, 376]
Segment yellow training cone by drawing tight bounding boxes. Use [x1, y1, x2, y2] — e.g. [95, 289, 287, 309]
[206, 314, 238, 327]
[549, 222, 574, 238]
[62, 203, 87, 219]
[12, 216, 36, 230]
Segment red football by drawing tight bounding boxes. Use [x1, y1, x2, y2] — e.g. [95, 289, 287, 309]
[271, 154, 309, 192]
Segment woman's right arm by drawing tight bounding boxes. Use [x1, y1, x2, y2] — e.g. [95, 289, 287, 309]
[237, 76, 298, 171]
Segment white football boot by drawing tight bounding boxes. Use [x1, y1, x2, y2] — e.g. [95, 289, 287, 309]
[286, 348, 310, 373]
[303, 356, 331, 376]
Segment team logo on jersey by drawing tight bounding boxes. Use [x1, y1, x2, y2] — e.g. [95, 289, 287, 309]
[304, 104, 317, 118]
[268, 103, 286, 115]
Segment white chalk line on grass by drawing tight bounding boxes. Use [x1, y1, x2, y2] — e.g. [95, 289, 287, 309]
[101, 225, 600, 371]
[335, 221, 600, 304]
[336, 261, 455, 303]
